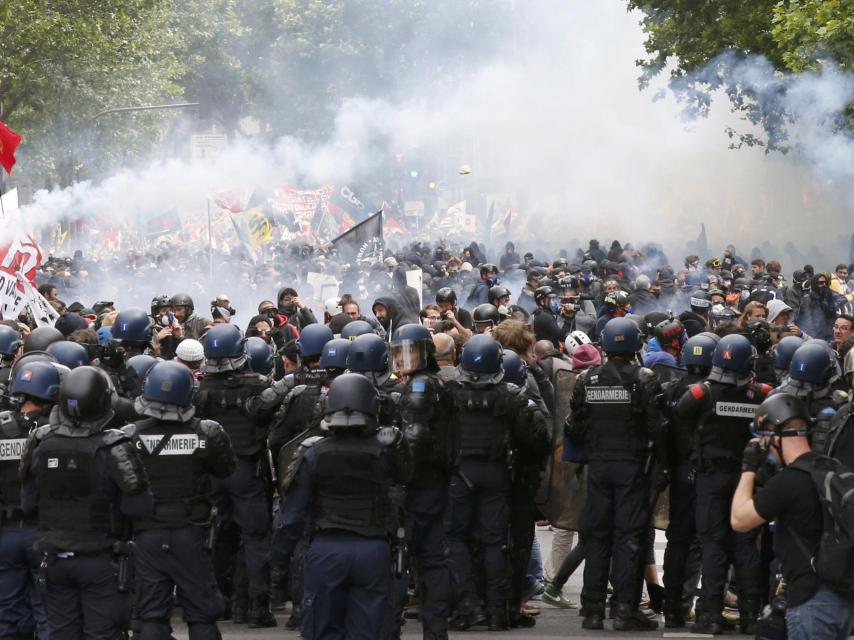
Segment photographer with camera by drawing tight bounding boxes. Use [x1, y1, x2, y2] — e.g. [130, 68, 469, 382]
[732, 394, 854, 640]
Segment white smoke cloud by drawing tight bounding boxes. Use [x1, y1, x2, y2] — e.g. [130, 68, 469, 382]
[10, 0, 854, 272]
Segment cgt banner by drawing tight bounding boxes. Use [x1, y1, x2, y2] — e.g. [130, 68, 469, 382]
[0, 234, 43, 320]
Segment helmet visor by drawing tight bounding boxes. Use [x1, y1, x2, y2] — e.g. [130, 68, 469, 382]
[391, 340, 426, 375]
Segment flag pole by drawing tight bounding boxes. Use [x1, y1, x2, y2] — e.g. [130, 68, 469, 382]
[207, 198, 213, 284]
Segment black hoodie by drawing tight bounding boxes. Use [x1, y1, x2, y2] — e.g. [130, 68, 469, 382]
[372, 296, 417, 337]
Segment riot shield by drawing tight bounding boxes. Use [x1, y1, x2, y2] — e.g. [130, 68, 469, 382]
[536, 368, 587, 531]
[651, 363, 687, 384]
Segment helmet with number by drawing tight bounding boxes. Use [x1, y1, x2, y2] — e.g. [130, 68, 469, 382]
[9, 360, 61, 403]
[297, 324, 334, 359]
[604, 290, 630, 313]
[680, 333, 718, 370]
[150, 294, 171, 318]
[127, 354, 159, 382]
[0, 324, 22, 357]
[136, 360, 196, 421]
[23, 326, 64, 354]
[435, 287, 457, 305]
[472, 303, 500, 333]
[47, 341, 91, 369]
[601, 317, 642, 355]
[487, 286, 511, 306]
[744, 319, 772, 355]
[203, 323, 247, 373]
[112, 308, 153, 345]
[501, 349, 528, 387]
[346, 333, 389, 373]
[390, 324, 434, 375]
[753, 393, 811, 436]
[324, 373, 379, 429]
[320, 338, 351, 371]
[58, 366, 116, 430]
[169, 293, 194, 314]
[708, 333, 754, 385]
[654, 318, 686, 353]
[459, 334, 504, 383]
[245, 337, 274, 375]
[564, 330, 592, 357]
[341, 320, 374, 341]
[788, 343, 835, 388]
[772, 335, 805, 377]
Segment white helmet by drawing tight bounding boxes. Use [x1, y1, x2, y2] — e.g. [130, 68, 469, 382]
[564, 330, 592, 357]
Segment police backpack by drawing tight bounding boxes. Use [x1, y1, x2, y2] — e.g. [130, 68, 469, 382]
[791, 454, 854, 600]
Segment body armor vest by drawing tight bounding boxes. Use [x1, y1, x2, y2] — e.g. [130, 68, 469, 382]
[37, 433, 117, 533]
[270, 368, 328, 449]
[696, 382, 764, 463]
[583, 362, 646, 460]
[451, 384, 511, 459]
[312, 435, 389, 537]
[0, 411, 31, 515]
[663, 374, 704, 462]
[132, 417, 210, 528]
[812, 402, 850, 459]
[198, 372, 266, 455]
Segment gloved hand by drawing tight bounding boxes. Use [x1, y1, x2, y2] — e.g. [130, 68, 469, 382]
[741, 440, 767, 473]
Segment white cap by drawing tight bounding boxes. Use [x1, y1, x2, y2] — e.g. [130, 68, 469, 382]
[176, 339, 205, 362]
[325, 297, 343, 316]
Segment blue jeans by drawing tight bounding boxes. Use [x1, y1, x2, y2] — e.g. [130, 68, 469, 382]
[786, 586, 854, 640]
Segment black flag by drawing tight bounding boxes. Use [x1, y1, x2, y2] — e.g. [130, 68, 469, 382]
[331, 210, 384, 264]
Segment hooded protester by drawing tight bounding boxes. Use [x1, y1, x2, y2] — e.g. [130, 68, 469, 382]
[795, 273, 839, 341]
[499, 242, 522, 271]
[276, 287, 318, 332]
[371, 296, 416, 338]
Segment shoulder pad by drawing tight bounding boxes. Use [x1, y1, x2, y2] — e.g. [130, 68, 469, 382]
[286, 384, 308, 400]
[32, 424, 53, 441]
[0, 410, 15, 425]
[689, 382, 708, 401]
[281, 435, 323, 493]
[758, 383, 773, 396]
[638, 367, 656, 381]
[102, 428, 130, 446]
[300, 435, 324, 448]
[119, 423, 137, 438]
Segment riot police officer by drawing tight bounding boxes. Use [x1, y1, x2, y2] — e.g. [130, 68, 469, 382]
[0, 323, 22, 397]
[22, 327, 64, 354]
[19, 366, 152, 640]
[100, 307, 152, 399]
[391, 324, 456, 640]
[660, 332, 718, 627]
[194, 323, 275, 627]
[274, 373, 412, 640]
[245, 336, 275, 376]
[46, 340, 91, 369]
[123, 361, 235, 640]
[565, 317, 666, 631]
[675, 333, 771, 634]
[0, 361, 60, 640]
[814, 348, 854, 467]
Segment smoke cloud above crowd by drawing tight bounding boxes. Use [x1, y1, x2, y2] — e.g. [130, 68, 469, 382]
[11, 0, 854, 271]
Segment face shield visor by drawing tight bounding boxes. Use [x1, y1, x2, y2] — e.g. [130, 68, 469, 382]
[391, 339, 427, 375]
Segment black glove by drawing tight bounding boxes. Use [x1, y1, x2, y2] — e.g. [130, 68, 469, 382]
[741, 440, 766, 473]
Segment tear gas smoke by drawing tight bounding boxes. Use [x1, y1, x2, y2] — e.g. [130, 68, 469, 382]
[9, 0, 854, 301]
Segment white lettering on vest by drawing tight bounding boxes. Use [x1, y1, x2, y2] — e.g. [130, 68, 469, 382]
[586, 386, 631, 403]
[714, 402, 757, 419]
[0, 438, 26, 461]
[139, 434, 201, 456]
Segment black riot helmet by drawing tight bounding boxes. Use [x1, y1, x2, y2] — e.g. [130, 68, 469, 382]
[472, 303, 501, 333]
[501, 349, 528, 387]
[46, 341, 91, 369]
[169, 293, 194, 314]
[324, 373, 379, 430]
[533, 285, 557, 306]
[58, 366, 115, 429]
[126, 354, 159, 382]
[0, 324, 22, 357]
[23, 326, 64, 354]
[642, 311, 668, 337]
[150, 294, 171, 318]
[435, 287, 457, 306]
[753, 393, 811, 436]
[487, 286, 511, 306]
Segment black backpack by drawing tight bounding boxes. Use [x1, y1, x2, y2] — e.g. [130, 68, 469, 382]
[791, 454, 854, 600]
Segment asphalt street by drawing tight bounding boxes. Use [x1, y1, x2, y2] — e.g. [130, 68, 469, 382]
[169, 528, 713, 639]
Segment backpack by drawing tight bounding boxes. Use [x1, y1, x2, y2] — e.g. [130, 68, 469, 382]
[791, 454, 854, 600]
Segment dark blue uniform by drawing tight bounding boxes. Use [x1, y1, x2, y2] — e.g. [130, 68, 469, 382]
[275, 428, 412, 640]
[0, 409, 49, 640]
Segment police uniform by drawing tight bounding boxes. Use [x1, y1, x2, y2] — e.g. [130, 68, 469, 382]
[124, 390, 235, 640]
[20, 414, 151, 640]
[675, 378, 770, 629]
[565, 357, 665, 625]
[398, 371, 456, 639]
[195, 367, 273, 624]
[275, 374, 412, 640]
[0, 409, 49, 640]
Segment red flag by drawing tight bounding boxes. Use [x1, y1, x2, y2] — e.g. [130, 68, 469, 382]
[0, 122, 22, 174]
